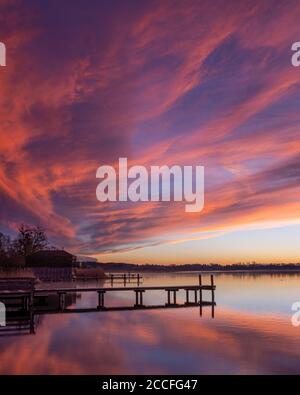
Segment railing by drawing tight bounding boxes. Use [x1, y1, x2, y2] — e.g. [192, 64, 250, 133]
[107, 273, 143, 286]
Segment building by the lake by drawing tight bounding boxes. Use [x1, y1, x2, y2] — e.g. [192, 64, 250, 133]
[26, 250, 76, 281]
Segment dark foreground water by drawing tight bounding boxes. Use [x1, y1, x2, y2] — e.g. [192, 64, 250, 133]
[1, 272, 300, 374]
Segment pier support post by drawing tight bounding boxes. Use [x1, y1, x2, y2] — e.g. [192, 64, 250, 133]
[185, 289, 190, 304]
[29, 291, 34, 308]
[199, 283, 203, 317]
[194, 289, 198, 304]
[97, 290, 106, 309]
[210, 275, 215, 318]
[199, 275, 202, 306]
[199, 303, 203, 317]
[210, 275, 215, 304]
[30, 310, 35, 334]
[58, 292, 66, 311]
[185, 288, 199, 305]
[22, 295, 29, 311]
[211, 303, 215, 318]
[166, 289, 178, 305]
[134, 289, 145, 307]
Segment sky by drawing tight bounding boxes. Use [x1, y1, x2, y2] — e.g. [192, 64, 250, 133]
[0, 0, 300, 264]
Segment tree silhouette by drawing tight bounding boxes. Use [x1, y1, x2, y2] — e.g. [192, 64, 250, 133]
[14, 224, 48, 257]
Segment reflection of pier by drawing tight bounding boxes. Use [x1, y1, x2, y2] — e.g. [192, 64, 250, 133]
[35, 301, 215, 318]
[0, 275, 216, 336]
[0, 311, 37, 337]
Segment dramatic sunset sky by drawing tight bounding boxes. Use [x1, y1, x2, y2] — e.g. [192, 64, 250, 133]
[0, 0, 300, 264]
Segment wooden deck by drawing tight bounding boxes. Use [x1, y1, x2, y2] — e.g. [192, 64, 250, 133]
[0, 274, 216, 316]
[0, 275, 216, 335]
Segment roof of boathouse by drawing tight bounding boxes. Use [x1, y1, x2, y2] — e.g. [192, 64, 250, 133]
[26, 249, 76, 267]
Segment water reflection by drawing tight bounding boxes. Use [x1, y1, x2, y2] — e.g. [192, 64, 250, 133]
[0, 273, 300, 374]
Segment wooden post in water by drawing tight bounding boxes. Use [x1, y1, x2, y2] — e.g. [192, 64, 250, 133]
[135, 290, 139, 306]
[198, 274, 203, 316]
[173, 290, 177, 305]
[210, 274, 215, 306]
[29, 291, 34, 309]
[166, 289, 178, 305]
[97, 290, 106, 309]
[134, 289, 145, 307]
[29, 310, 35, 334]
[185, 289, 189, 304]
[22, 295, 28, 311]
[140, 290, 144, 306]
[58, 292, 66, 311]
[166, 290, 171, 305]
[199, 274, 202, 305]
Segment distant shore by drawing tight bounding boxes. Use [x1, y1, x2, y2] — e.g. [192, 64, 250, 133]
[1, 262, 300, 276]
[96, 262, 300, 273]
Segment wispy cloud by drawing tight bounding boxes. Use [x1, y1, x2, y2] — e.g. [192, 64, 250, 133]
[1, 0, 300, 260]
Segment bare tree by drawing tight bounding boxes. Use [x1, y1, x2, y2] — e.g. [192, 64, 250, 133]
[14, 224, 48, 257]
[0, 232, 11, 266]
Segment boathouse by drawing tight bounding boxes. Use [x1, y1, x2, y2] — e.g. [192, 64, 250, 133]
[26, 250, 76, 281]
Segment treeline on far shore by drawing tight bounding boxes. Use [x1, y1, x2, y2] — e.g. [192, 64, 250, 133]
[96, 262, 300, 272]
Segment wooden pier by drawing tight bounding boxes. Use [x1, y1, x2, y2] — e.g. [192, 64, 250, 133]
[0, 311, 36, 337]
[0, 277, 35, 312]
[0, 274, 216, 321]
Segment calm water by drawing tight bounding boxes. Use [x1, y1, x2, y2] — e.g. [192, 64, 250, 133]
[1, 272, 300, 374]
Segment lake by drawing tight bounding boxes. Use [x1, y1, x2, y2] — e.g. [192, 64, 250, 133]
[0, 272, 300, 374]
